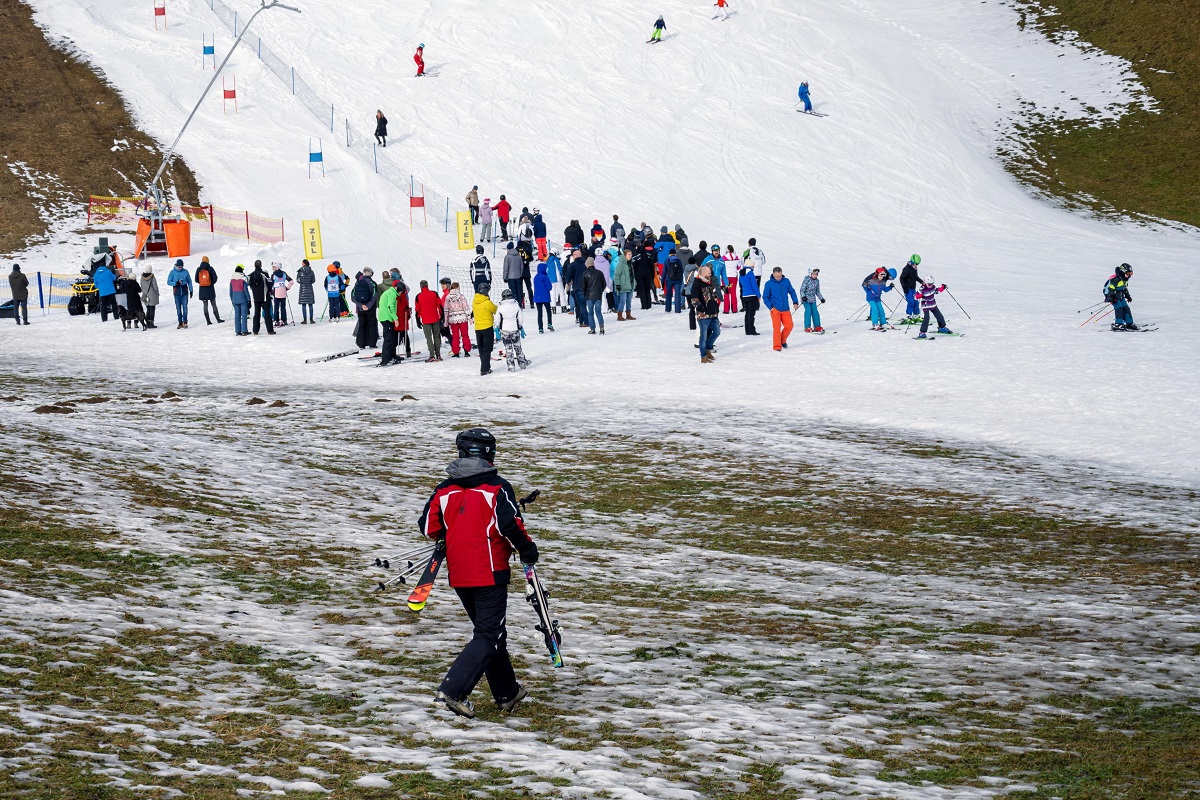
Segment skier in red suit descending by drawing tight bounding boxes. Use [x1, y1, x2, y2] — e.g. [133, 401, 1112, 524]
[414, 44, 425, 77]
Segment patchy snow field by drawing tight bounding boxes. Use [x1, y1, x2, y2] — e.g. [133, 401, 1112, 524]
[2, 0, 1200, 796]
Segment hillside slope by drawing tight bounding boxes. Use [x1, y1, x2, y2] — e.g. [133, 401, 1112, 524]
[14, 0, 1200, 482]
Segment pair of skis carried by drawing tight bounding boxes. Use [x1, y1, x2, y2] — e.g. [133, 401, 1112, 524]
[373, 489, 562, 667]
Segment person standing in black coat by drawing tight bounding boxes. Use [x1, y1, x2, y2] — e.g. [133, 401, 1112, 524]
[353, 267, 379, 349]
[374, 110, 388, 146]
[247, 260, 275, 335]
[898, 256, 923, 322]
[563, 220, 585, 250]
[581, 257, 607, 335]
[194, 257, 223, 324]
[8, 264, 29, 326]
[630, 248, 656, 311]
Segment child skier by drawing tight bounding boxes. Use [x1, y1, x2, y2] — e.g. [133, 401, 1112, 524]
[798, 81, 812, 112]
[898, 254, 922, 324]
[1104, 263, 1137, 331]
[714, 0, 730, 20]
[861, 267, 894, 330]
[271, 262, 293, 325]
[325, 265, 345, 321]
[495, 288, 530, 371]
[649, 15, 666, 42]
[914, 278, 953, 338]
[800, 267, 825, 332]
[414, 44, 425, 77]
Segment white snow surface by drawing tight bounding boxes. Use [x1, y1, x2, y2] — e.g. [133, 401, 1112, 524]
[11, 0, 1199, 485]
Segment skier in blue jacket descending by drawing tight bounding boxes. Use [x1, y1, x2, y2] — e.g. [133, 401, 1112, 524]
[861, 267, 894, 331]
[649, 16, 666, 42]
[798, 82, 812, 112]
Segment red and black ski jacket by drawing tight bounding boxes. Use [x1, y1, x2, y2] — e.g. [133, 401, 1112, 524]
[418, 457, 534, 587]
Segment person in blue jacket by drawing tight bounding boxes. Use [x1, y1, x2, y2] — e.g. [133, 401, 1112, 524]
[861, 267, 894, 330]
[761, 267, 799, 350]
[91, 262, 118, 322]
[739, 265, 761, 335]
[533, 262, 554, 333]
[650, 16, 666, 42]
[798, 81, 812, 112]
[544, 248, 564, 311]
[165, 258, 194, 329]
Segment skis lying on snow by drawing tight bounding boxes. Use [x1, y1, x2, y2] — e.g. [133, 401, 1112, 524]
[406, 538, 446, 611]
[797, 110, 828, 117]
[305, 349, 359, 363]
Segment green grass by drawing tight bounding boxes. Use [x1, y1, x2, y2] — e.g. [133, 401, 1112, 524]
[1008, 0, 1200, 227]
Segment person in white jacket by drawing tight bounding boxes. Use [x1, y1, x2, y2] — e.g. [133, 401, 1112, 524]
[742, 237, 767, 289]
[495, 288, 530, 372]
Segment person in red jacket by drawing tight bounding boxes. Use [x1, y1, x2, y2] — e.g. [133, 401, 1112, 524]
[421, 428, 538, 718]
[494, 195, 512, 241]
[414, 43, 425, 77]
[414, 279, 444, 361]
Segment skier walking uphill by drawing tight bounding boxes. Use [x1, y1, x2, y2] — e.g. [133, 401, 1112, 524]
[762, 267, 800, 350]
[898, 255, 923, 323]
[466, 186, 480, 224]
[798, 81, 812, 112]
[422, 428, 538, 719]
[375, 110, 388, 146]
[496, 289, 531, 371]
[649, 15, 667, 42]
[861, 267, 894, 331]
[800, 268, 825, 332]
[1105, 263, 1137, 331]
[195, 257, 223, 324]
[914, 278, 953, 338]
[414, 43, 426, 77]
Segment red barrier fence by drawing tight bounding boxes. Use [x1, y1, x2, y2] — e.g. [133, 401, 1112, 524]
[87, 196, 284, 244]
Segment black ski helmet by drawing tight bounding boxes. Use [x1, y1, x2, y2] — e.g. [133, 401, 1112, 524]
[456, 428, 497, 462]
[476, 245, 484, 254]
[1118, 262, 1133, 274]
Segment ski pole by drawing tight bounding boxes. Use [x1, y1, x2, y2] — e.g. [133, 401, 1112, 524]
[374, 544, 435, 568]
[943, 288, 971, 320]
[846, 302, 868, 321]
[376, 560, 426, 592]
[1076, 300, 1106, 314]
[1080, 306, 1112, 327]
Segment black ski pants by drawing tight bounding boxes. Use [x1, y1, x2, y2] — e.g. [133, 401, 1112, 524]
[920, 306, 946, 334]
[356, 307, 378, 349]
[379, 320, 398, 365]
[439, 584, 519, 704]
[743, 296, 760, 335]
[98, 294, 119, 322]
[252, 300, 274, 334]
[476, 327, 494, 374]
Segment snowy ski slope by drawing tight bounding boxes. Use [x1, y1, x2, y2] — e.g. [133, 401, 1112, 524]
[12, 0, 1200, 483]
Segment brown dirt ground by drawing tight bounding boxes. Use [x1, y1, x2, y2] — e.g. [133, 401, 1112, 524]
[0, 0, 200, 255]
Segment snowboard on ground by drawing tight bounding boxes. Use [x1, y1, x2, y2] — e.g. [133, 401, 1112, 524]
[524, 563, 563, 668]
[407, 539, 446, 612]
[305, 349, 359, 363]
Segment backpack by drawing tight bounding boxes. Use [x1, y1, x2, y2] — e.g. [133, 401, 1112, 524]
[352, 280, 375, 305]
[666, 256, 683, 282]
[197, 269, 212, 287]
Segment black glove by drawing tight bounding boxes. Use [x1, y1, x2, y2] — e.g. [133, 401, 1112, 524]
[1125, 293, 1132, 302]
[518, 541, 539, 565]
[820, 299, 826, 304]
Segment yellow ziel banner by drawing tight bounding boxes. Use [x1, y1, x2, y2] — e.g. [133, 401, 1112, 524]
[456, 211, 475, 251]
[302, 219, 324, 260]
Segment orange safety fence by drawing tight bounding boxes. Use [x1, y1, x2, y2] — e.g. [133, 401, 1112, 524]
[86, 196, 283, 244]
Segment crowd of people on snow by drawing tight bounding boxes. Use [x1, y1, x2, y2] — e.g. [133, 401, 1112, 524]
[17, 206, 1144, 361]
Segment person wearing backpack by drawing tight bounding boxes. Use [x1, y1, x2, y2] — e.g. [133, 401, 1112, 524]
[194, 257, 223, 324]
[662, 251, 685, 313]
[295, 259, 316, 324]
[229, 265, 252, 336]
[742, 238, 767, 288]
[271, 262, 293, 325]
[353, 267, 379, 349]
[166, 259, 193, 329]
